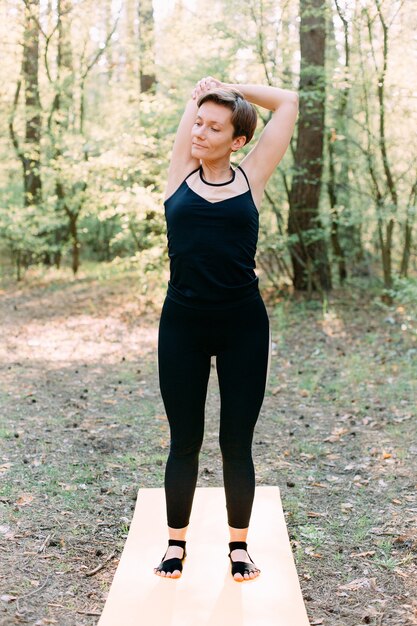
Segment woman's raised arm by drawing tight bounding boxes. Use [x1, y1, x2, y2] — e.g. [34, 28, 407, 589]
[223, 82, 299, 192]
[164, 98, 200, 201]
[164, 77, 222, 201]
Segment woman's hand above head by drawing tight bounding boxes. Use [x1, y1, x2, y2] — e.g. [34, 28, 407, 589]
[222, 83, 299, 204]
[164, 78, 226, 202]
[163, 76, 236, 202]
[192, 76, 223, 100]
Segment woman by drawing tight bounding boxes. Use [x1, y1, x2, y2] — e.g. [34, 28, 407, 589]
[154, 76, 298, 582]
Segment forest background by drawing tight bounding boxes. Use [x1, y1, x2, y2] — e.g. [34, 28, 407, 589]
[1, 0, 417, 299]
[0, 2, 416, 626]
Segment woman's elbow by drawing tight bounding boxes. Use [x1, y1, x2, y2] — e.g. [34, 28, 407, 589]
[290, 92, 299, 107]
[279, 90, 299, 109]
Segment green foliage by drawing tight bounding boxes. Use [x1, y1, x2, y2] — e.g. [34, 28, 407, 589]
[0, 0, 415, 294]
[383, 276, 417, 322]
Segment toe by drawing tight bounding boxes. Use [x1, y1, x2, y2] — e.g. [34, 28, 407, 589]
[234, 573, 244, 581]
[249, 572, 255, 579]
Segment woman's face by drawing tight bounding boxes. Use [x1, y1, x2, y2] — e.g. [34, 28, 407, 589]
[191, 101, 244, 161]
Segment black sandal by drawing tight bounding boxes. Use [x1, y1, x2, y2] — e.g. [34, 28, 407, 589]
[228, 541, 261, 580]
[154, 539, 187, 576]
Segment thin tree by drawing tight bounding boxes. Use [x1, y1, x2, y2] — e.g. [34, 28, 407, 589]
[288, 0, 331, 292]
[356, 0, 405, 294]
[326, 0, 357, 283]
[9, 0, 42, 208]
[138, 0, 156, 93]
[399, 177, 417, 278]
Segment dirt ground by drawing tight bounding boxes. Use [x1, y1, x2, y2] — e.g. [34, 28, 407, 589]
[0, 263, 416, 626]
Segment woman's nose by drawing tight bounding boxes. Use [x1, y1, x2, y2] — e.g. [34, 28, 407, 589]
[195, 125, 206, 138]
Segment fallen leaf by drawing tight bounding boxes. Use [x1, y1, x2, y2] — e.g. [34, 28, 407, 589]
[326, 435, 340, 443]
[324, 427, 349, 443]
[0, 594, 17, 603]
[305, 547, 323, 558]
[15, 494, 34, 506]
[0, 525, 14, 539]
[339, 577, 377, 591]
[393, 533, 417, 551]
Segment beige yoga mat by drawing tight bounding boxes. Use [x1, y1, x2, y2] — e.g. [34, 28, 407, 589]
[97, 486, 310, 626]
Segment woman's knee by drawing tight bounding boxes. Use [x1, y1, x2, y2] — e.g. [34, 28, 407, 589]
[219, 435, 253, 460]
[169, 437, 203, 459]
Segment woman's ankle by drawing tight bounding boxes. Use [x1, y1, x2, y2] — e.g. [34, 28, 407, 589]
[228, 524, 249, 543]
[168, 524, 188, 541]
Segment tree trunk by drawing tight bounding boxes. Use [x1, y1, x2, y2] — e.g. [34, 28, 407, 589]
[288, 0, 331, 292]
[326, 1, 364, 282]
[69, 213, 79, 275]
[46, 0, 74, 267]
[359, 2, 398, 295]
[399, 219, 412, 279]
[399, 179, 417, 278]
[327, 129, 347, 282]
[138, 0, 156, 93]
[22, 0, 42, 206]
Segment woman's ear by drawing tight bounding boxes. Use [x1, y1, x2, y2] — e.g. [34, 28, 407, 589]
[231, 135, 247, 152]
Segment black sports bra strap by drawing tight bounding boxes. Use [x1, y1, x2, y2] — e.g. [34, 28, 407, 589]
[237, 165, 251, 191]
[164, 167, 200, 204]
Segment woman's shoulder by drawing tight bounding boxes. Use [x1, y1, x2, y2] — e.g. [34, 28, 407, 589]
[164, 158, 200, 199]
[164, 165, 200, 203]
[235, 160, 264, 211]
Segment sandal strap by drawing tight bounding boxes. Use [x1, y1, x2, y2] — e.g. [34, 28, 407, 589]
[229, 560, 260, 575]
[155, 540, 187, 574]
[155, 556, 184, 573]
[229, 541, 248, 551]
[228, 541, 259, 570]
[168, 539, 186, 549]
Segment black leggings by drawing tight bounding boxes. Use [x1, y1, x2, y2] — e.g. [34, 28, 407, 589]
[157, 293, 270, 529]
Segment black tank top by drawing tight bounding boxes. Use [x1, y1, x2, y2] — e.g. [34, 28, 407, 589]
[164, 164, 260, 310]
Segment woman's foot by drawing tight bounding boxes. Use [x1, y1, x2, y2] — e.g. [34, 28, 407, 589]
[228, 542, 261, 581]
[154, 541, 186, 579]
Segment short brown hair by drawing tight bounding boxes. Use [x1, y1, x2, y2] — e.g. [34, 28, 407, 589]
[197, 88, 257, 145]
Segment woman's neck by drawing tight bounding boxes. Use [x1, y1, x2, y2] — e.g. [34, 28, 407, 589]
[200, 160, 233, 184]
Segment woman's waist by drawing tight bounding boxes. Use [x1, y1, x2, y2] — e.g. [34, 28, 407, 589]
[166, 278, 260, 311]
